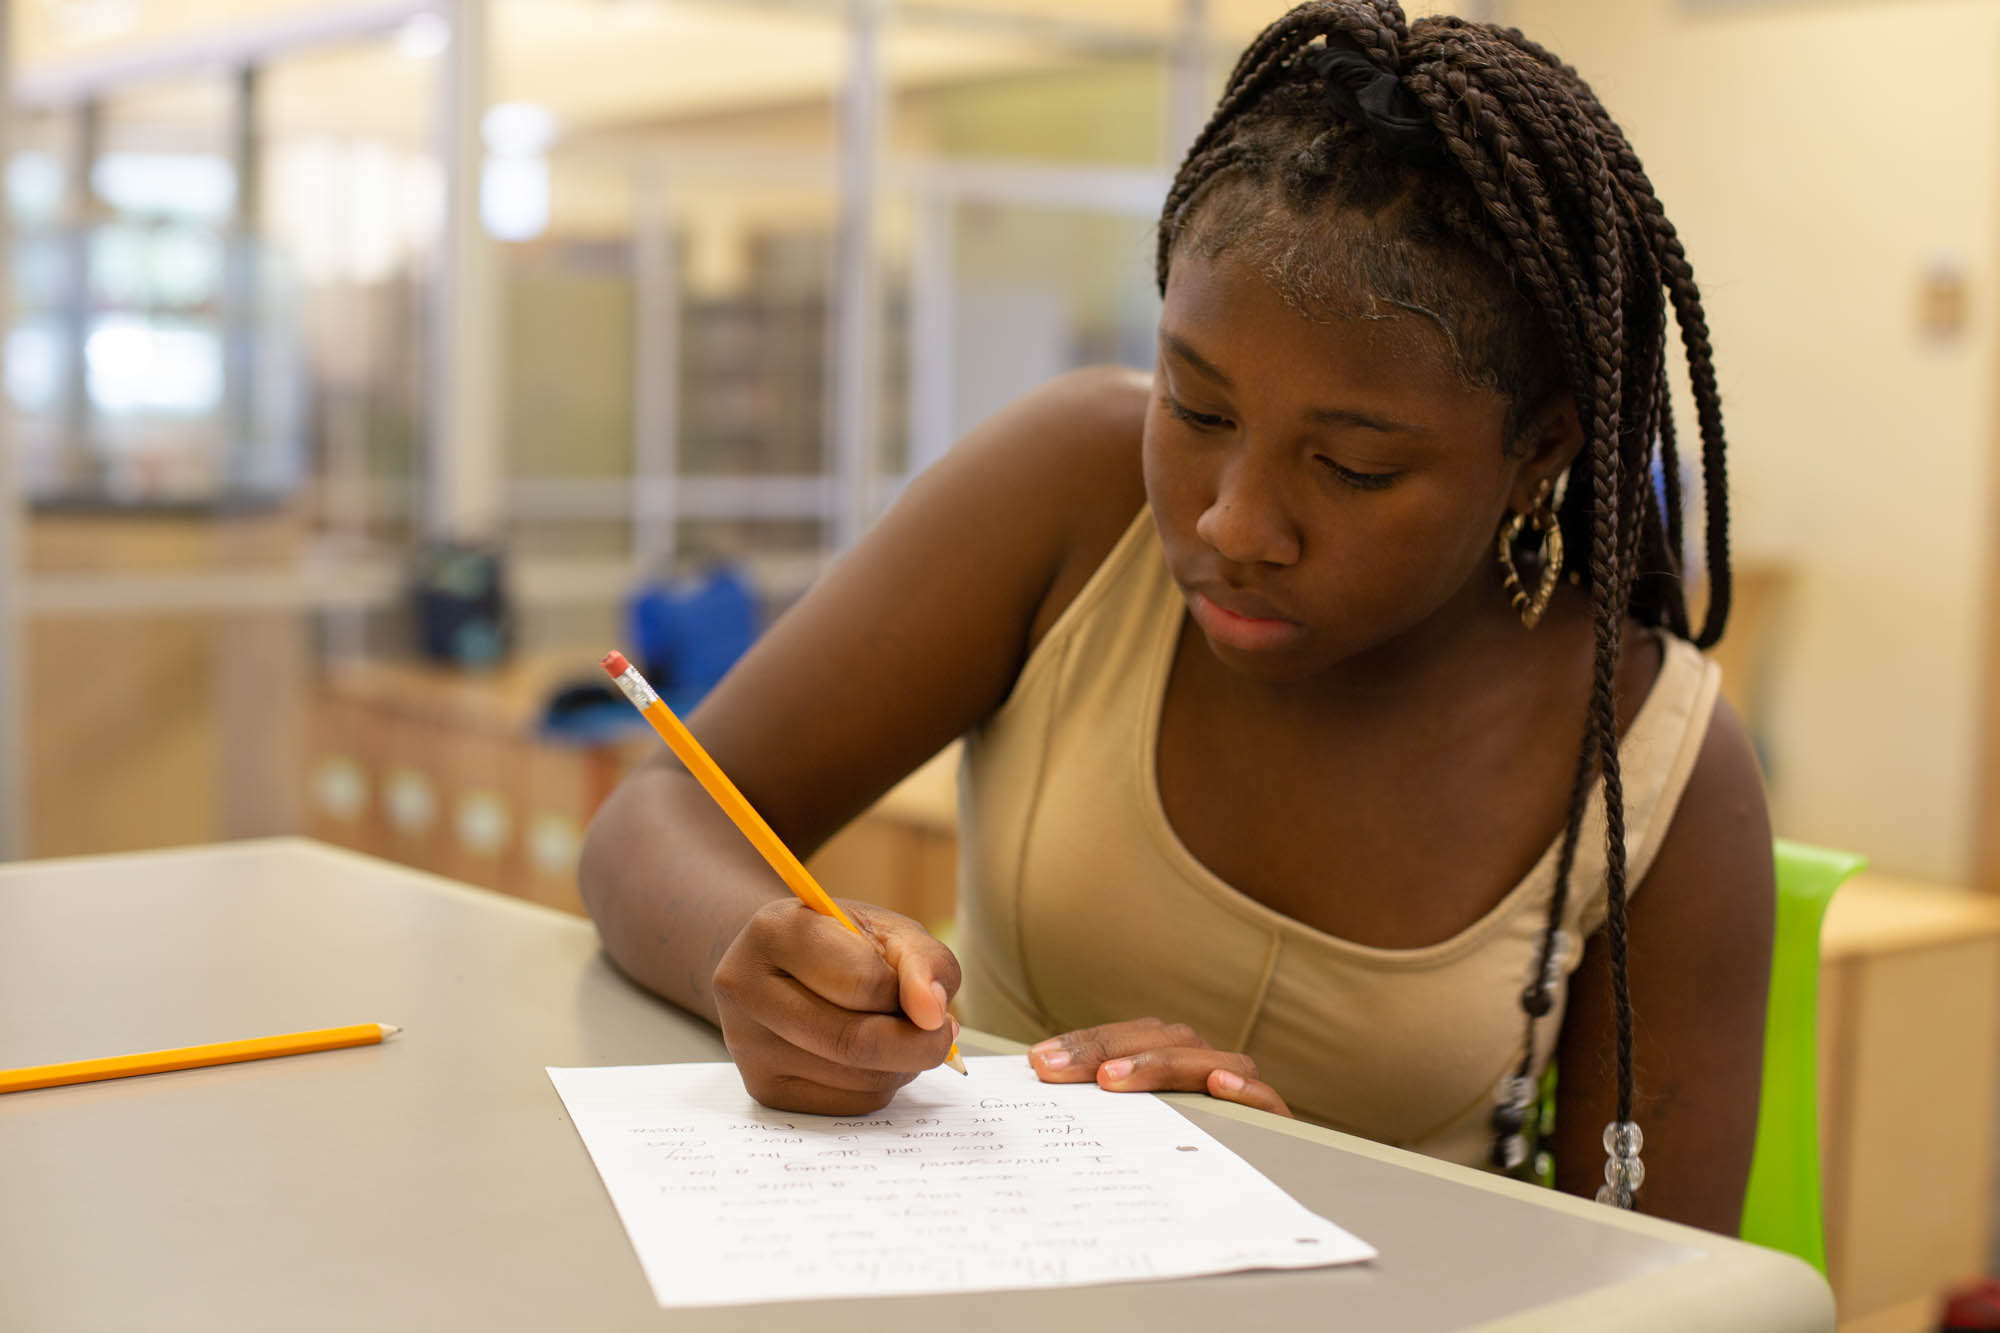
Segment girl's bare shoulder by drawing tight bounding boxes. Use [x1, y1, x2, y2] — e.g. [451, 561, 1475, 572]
[970, 365, 1153, 646]
[667, 365, 1153, 854]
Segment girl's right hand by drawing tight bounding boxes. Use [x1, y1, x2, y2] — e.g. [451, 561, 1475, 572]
[712, 898, 962, 1116]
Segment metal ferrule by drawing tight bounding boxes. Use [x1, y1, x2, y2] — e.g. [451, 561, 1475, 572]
[611, 668, 661, 711]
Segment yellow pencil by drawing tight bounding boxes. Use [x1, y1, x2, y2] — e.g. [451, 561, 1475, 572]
[0, 1023, 400, 1095]
[600, 650, 966, 1075]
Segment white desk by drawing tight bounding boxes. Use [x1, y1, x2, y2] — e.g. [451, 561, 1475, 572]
[0, 840, 1832, 1331]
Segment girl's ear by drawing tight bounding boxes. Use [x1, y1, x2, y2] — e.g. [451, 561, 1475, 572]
[1507, 393, 1585, 514]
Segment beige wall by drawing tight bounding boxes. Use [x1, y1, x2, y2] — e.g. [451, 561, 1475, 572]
[1504, 0, 2000, 882]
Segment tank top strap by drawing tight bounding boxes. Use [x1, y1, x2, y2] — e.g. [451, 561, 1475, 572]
[1572, 634, 1723, 937]
[999, 506, 1172, 719]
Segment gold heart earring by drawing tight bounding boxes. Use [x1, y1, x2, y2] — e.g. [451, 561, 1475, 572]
[1496, 477, 1563, 630]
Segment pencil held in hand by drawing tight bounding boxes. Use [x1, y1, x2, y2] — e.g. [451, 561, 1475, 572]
[0, 1023, 401, 1094]
[599, 650, 966, 1075]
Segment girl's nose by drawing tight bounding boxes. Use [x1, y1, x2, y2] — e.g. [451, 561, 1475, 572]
[1194, 456, 1301, 567]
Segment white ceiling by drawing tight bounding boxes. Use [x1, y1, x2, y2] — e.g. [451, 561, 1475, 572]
[15, 2, 1473, 145]
[13, 0, 1322, 140]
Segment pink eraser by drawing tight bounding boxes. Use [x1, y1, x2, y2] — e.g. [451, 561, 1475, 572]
[600, 651, 631, 677]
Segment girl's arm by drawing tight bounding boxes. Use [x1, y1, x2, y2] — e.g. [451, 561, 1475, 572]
[1552, 695, 1775, 1234]
[578, 368, 1148, 1099]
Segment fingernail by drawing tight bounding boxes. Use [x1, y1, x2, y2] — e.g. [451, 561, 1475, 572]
[949, 1016, 960, 1040]
[1101, 1058, 1133, 1081]
[1212, 1070, 1245, 1093]
[1029, 1038, 1060, 1054]
[929, 981, 949, 1021]
[1039, 1048, 1071, 1070]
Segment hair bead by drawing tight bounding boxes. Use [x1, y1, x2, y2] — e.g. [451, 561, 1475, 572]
[1603, 1154, 1646, 1191]
[1603, 1120, 1644, 1158]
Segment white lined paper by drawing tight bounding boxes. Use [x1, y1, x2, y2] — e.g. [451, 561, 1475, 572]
[548, 1056, 1373, 1307]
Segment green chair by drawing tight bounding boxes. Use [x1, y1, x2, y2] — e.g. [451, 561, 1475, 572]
[1738, 838, 1865, 1274]
[1532, 838, 1862, 1273]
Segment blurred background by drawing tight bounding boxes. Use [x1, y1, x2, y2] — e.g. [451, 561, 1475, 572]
[0, 1, 1996, 1327]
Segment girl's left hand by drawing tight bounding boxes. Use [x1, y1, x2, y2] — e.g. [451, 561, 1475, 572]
[1027, 1017, 1293, 1118]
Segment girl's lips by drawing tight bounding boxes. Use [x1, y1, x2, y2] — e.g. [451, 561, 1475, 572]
[1188, 590, 1309, 653]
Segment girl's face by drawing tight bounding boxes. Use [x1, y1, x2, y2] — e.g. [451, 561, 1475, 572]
[1143, 247, 1553, 686]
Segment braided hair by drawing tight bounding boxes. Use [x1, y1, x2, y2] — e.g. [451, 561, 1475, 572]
[1156, 0, 1730, 1198]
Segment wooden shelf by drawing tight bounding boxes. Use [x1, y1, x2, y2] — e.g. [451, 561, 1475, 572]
[1819, 871, 2000, 1328]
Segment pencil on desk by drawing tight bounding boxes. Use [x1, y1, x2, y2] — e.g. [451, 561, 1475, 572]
[599, 650, 967, 1075]
[0, 1023, 401, 1095]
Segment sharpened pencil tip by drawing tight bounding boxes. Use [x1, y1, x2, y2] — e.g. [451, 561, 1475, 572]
[945, 1049, 967, 1075]
[381, 1024, 402, 1039]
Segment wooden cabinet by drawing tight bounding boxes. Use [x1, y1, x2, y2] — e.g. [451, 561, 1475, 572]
[1820, 874, 2000, 1331]
[306, 656, 636, 916]
[306, 658, 964, 927]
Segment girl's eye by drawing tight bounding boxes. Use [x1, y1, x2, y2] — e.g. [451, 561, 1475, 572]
[1163, 397, 1231, 431]
[1164, 394, 1400, 489]
[1320, 458, 1401, 491]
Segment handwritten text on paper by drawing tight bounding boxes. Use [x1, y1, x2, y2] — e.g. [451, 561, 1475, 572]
[547, 1057, 1374, 1307]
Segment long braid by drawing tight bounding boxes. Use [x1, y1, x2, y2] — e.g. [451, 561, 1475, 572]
[1465, 31, 1673, 624]
[1441, 28, 1681, 1149]
[1665, 254, 1733, 647]
[1471, 27, 1694, 636]
[1418, 9, 1673, 1167]
[1657, 371, 1688, 595]
[1157, 1, 1731, 1205]
[1503, 24, 1733, 645]
[1407, 30, 1649, 1156]
[1398, 56, 1613, 1119]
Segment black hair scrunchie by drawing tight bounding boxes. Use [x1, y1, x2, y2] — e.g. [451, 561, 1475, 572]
[1306, 42, 1446, 167]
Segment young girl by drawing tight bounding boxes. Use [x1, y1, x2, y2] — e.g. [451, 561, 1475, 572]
[580, 0, 1774, 1238]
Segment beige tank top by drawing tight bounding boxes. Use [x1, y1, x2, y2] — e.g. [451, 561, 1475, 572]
[954, 508, 1721, 1171]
